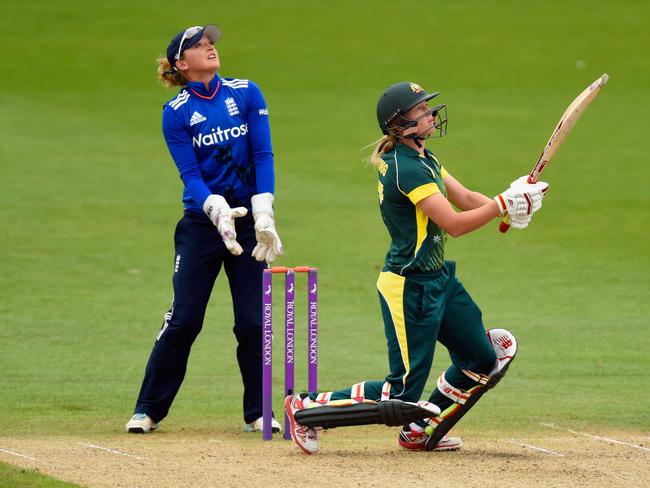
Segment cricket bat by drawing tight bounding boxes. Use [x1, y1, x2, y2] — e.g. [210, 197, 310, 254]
[500, 73, 610, 233]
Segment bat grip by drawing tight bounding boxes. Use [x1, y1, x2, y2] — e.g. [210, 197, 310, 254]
[499, 215, 511, 233]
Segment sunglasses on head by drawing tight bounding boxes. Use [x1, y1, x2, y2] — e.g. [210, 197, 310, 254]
[175, 26, 203, 60]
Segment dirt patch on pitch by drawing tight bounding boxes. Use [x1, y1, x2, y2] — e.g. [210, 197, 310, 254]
[1, 427, 649, 487]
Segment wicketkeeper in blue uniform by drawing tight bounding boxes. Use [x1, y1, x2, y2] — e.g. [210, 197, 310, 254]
[126, 24, 283, 434]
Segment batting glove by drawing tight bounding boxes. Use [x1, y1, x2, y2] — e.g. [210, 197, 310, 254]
[494, 181, 548, 217]
[510, 175, 550, 197]
[203, 194, 248, 255]
[251, 193, 284, 264]
[509, 175, 533, 188]
[508, 214, 534, 230]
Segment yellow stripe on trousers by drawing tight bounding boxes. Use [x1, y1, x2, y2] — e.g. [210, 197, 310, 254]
[377, 271, 410, 394]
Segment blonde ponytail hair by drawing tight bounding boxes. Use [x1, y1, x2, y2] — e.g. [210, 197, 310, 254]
[156, 56, 187, 88]
[368, 133, 397, 167]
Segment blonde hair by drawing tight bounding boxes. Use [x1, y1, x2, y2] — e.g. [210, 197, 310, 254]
[156, 56, 187, 88]
[368, 133, 397, 167]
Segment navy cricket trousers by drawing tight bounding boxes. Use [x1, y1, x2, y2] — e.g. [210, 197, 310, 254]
[134, 211, 266, 424]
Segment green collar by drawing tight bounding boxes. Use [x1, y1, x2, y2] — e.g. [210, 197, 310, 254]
[395, 141, 429, 159]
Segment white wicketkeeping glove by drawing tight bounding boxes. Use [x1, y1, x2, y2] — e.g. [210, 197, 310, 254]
[494, 180, 549, 217]
[203, 195, 248, 255]
[251, 192, 283, 263]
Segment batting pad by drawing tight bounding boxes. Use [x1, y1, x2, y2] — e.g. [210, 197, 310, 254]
[294, 399, 440, 429]
[424, 328, 518, 450]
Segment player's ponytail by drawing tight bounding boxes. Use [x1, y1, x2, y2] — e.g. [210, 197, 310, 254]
[368, 134, 397, 167]
[157, 56, 187, 88]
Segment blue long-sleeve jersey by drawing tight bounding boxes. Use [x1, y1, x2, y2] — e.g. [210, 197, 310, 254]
[162, 75, 274, 214]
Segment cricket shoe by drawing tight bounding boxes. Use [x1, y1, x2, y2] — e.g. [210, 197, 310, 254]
[243, 416, 282, 433]
[397, 427, 462, 451]
[125, 413, 158, 434]
[284, 394, 319, 455]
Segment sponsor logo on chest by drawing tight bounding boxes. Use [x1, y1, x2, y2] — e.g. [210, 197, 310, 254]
[192, 124, 249, 147]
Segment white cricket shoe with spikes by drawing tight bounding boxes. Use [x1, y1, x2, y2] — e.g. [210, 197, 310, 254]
[398, 426, 462, 451]
[285, 394, 319, 455]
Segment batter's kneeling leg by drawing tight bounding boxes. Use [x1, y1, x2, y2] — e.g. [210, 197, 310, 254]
[424, 328, 518, 450]
[294, 399, 440, 430]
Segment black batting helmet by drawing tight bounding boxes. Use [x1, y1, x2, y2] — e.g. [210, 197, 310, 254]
[376, 82, 440, 135]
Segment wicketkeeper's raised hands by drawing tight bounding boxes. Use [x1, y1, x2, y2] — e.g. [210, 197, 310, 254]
[203, 194, 248, 255]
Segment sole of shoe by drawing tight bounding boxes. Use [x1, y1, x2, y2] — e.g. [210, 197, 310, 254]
[397, 441, 426, 450]
[431, 444, 462, 451]
[396, 433, 426, 451]
[397, 432, 461, 452]
[243, 424, 281, 433]
[398, 441, 461, 452]
[125, 420, 157, 434]
[431, 439, 462, 451]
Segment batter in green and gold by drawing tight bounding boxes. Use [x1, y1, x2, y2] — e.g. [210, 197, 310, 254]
[377, 142, 448, 274]
[284, 81, 549, 455]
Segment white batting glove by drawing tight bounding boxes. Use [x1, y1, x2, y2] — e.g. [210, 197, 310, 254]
[494, 181, 548, 217]
[508, 214, 534, 230]
[203, 195, 248, 255]
[509, 175, 534, 188]
[251, 193, 284, 264]
[510, 175, 550, 195]
[521, 180, 549, 215]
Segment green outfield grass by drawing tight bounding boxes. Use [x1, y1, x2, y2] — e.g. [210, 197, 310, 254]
[1, 0, 648, 460]
[0, 462, 83, 488]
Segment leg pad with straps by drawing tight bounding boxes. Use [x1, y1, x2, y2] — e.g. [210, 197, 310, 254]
[424, 328, 517, 450]
[294, 399, 440, 429]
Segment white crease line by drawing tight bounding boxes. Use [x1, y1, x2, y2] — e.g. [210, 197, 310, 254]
[540, 423, 650, 453]
[509, 439, 565, 457]
[0, 447, 38, 461]
[567, 430, 650, 453]
[78, 442, 144, 460]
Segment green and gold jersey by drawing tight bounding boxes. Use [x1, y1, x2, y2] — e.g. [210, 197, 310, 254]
[376, 142, 448, 275]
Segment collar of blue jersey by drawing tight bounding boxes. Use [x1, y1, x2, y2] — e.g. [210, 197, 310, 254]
[186, 75, 221, 98]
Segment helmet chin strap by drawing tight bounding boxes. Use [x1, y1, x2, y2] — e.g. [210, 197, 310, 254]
[395, 116, 436, 149]
[401, 129, 430, 149]
[397, 132, 425, 148]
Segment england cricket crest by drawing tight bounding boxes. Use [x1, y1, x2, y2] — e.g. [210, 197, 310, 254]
[225, 97, 239, 116]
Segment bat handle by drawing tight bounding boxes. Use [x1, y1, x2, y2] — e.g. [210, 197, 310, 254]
[499, 215, 511, 233]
